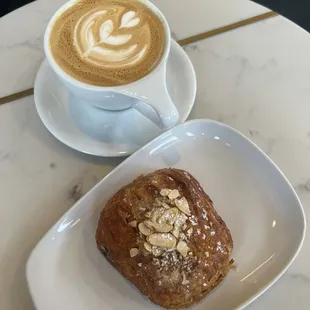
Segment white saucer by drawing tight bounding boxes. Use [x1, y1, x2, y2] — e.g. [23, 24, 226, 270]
[34, 40, 196, 157]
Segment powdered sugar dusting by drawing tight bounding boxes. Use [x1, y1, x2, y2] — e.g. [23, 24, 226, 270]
[189, 215, 198, 226]
[216, 241, 225, 254]
[202, 209, 208, 219]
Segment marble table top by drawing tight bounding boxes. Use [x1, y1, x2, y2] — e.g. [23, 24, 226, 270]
[0, 1, 309, 309]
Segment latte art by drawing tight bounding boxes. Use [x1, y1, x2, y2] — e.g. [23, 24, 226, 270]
[49, 0, 166, 86]
[75, 8, 148, 68]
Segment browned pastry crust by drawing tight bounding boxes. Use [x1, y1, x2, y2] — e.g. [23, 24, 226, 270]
[96, 168, 233, 309]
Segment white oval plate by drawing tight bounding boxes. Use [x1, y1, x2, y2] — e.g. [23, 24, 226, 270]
[26, 119, 306, 310]
[34, 40, 196, 157]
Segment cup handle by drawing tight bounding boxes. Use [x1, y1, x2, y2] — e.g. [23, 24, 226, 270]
[116, 66, 179, 129]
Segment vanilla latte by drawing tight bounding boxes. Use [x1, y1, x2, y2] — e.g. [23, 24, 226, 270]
[49, 0, 166, 86]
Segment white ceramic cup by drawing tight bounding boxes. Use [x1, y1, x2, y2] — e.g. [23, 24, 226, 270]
[44, 0, 179, 129]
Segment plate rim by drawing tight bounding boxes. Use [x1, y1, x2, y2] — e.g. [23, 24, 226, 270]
[26, 119, 306, 309]
[34, 39, 197, 157]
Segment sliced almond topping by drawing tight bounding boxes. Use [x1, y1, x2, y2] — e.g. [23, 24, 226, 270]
[130, 248, 139, 257]
[158, 207, 179, 225]
[161, 202, 170, 209]
[145, 220, 173, 233]
[138, 222, 153, 236]
[151, 208, 165, 223]
[128, 220, 137, 228]
[148, 233, 177, 249]
[231, 264, 238, 271]
[144, 242, 152, 252]
[175, 197, 191, 216]
[174, 212, 188, 228]
[187, 227, 193, 238]
[182, 272, 190, 285]
[138, 263, 142, 267]
[144, 220, 153, 229]
[177, 241, 190, 257]
[145, 211, 151, 218]
[179, 232, 187, 240]
[172, 226, 180, 238]
[205, 251, 210, 258]
[160, 189, 172, 197]
[168, 189, 180, 200]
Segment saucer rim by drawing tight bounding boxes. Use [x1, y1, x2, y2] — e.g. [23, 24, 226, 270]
[34, 39, 197, 157]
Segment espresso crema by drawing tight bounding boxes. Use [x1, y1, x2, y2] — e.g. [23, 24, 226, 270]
[49, 0, 166, 86]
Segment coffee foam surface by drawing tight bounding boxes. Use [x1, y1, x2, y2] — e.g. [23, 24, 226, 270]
[49, 0, 166, 86]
